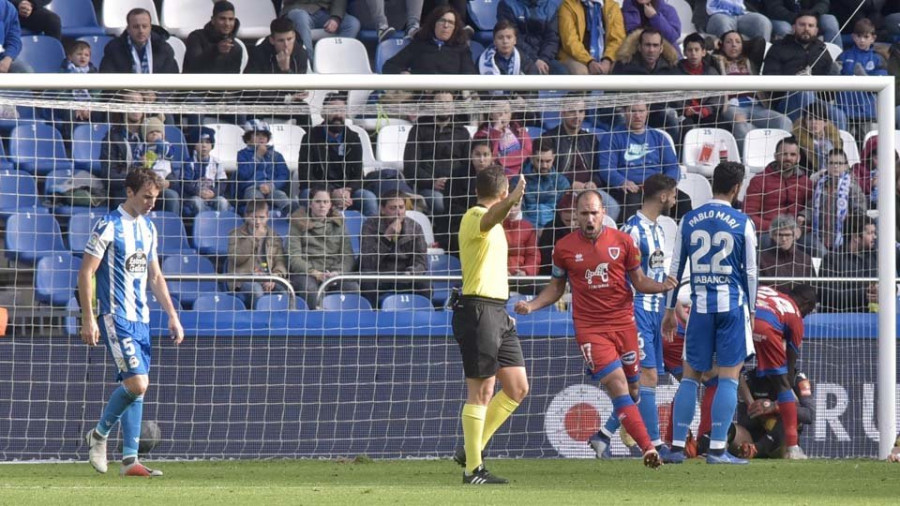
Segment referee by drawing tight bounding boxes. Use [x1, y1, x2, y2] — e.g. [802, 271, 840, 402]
[452, 167, 528, 485]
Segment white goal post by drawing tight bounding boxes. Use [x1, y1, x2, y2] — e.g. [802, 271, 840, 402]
[0, 72, 895, 459]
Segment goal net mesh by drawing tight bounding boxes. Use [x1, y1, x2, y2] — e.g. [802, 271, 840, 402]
[0, 82, 893, 460]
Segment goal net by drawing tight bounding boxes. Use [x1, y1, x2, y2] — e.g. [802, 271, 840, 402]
[0, 73, 894, 461]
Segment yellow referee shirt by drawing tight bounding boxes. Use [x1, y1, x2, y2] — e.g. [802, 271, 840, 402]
[458, 205, 508, 300]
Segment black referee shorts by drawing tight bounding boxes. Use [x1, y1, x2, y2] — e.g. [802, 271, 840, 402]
[452, 296, 525, 379]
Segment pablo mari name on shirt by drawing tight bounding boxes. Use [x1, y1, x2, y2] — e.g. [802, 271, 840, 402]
[687, 209, 742, 286]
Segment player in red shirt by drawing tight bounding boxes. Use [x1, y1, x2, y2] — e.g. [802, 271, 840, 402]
[515, 191, 677, 468]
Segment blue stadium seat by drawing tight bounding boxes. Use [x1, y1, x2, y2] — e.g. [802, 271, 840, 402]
[0, 169, 49, 218]
[148, 292, 180, 311]
[381, 293, 434, 311]
[76, 35, 114, 68]
[72, 123, 109, 173]
[147, 211, 197, 257]
[469, 40, 485, 63]
[18, 35, 66, 73]
[192, 209, 243, 257]
[255, 293, 308, 311]
[526, 126, 544, 141]
[160, 254, 218, 309]
[468, 0, 498, 44]
[321, 293, 373, 311]
[163, 125, 189, 168]
[8, 122, 74, 176]
[48, 0, 107, 37]
[428, 254, 462, 306]
[0, 138, 14, 170]
[342, 210, 364, 258]
[192, 293, 247, 312]
[375, 38, 410, 73]
[35, 252, 81, 306]
[5, 211, 66, 263]
[65, 297, 80, 336]
[68, 210, 104, 255]
[270, 217, 290, 241]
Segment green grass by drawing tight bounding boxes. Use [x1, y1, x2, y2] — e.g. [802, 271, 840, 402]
[0, 458, 896, 505]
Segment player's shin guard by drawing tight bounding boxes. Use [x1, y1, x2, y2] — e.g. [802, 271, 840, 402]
[121, 395, 144, 459]
[671, 378, 699, 449]
[481, 391, 520, 451]
[638, 386, 661, 446]
[697, 378, 718, 439]
[709, 378, 739, 454]
[461, 404, 487, 474]
[777, 390, 799, 447]
[96, 385, 139, 437]
[612, 395, 652, 452]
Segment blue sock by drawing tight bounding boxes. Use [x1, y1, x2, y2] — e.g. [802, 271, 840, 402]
[121, 395, 144, 459]
[96, 385, 138, 437]
[601, 412, 620, 439]
[709, 377, 739, 453]
[638, 386, 660, 445]
[672, 378, 699, 449]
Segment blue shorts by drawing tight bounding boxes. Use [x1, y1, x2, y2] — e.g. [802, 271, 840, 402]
[684, 306, 753, 372]
[634, 307, 664, 374]
[99, 314, 151, 381]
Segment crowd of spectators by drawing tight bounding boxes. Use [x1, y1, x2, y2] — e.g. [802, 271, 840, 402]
[2, 0, 899, 312]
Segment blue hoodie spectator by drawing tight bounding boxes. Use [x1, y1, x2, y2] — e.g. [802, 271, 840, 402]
[235, 120, 295, 216]
[521, 143, 571, 228]
[497, 0, 568, 75]
[597, 125, 679, 188]
[0, 1, 27, 73]
[839, 46, 888, 77]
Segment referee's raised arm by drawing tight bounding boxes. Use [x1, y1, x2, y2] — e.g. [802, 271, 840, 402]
[479, 174, 526, 233]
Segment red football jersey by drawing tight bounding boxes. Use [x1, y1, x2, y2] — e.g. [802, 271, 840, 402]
[752, 286, 805, 373]
[552, 227, 641, 333]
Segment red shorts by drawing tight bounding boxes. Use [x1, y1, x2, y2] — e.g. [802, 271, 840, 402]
[576, 327, 640, 382]
[753, 328, 788, 376]
[663, 334, 685, 376]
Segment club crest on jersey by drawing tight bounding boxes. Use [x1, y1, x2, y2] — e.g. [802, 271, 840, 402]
[575, 253, 583, 263]
[584, 263, 609, 285]
[649, 249, 665, 269]
[129, 356, 140, 369]
[125, 250, 148, 274]
[608, 247, 620, 260]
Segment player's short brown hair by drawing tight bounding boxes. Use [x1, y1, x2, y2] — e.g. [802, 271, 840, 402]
[124, 168, 164, 194]
[475, 166, 508, 199]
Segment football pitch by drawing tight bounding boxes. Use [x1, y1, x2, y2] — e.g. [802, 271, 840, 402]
[0, 458, 896, 505]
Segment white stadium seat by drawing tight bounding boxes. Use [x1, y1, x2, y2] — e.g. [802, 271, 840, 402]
[161, 0, 209, 39]
[166, 36, 186, 73]
[678, 172, 713, 209]
[206, 123, 246, 172]
[345, 122, 380, 175]
[229, 0, 277, 40]
[376, 124, 412, 170]
[102, 0, 159, 34]
[314, 37, 372, 74]
[682, 127, 740, 178]
[269, 123, 306, 172]
[839, 130, 860, 166]
[742, 128, 792, 173]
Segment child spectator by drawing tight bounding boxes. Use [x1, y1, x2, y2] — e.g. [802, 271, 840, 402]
[182, 127, 231, 216]
[840, 18, 888, 76]
[474, 97, 533, 176]
[521, 137, 571, 228]
[228, 199, 289, 305]
[61, 40, 96, 118]
[139, 118, 181, 214]
[672, 33, 721, 128]
[235, 119, 297, 217]
[477, 19, 534, 75]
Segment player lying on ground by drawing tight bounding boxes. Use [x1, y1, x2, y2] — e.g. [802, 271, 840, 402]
[515, 190, 677, 469]
[78, 168, 184, 477]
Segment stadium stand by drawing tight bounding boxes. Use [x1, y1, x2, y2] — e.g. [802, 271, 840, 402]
[0, 170, 47, 219]
[193, 293, 248, 312]
[101, 0, 160, 35]
[160, 254, 219, 309]
[76, 35, 114, 68]
[160, 0, 209, 39]
[71, 124, 109, 174]
[314, 37, 372, 74]
[380, 293, 434, 311]
[742, 128, 793, 173]
[192, 210, 243, 258]
[18, 35, 66, 74]
[5, 211, 66, 264]
[147, 211, 197, 257]
[8, 122, 74, 176]
[35, 253, 81, 306]
[229, 0, 278, 40]
[255, 292, 309, 311]
[166, 36, 187, 73]
[321, 293, 373, 311]
[48, 0, 106, 37]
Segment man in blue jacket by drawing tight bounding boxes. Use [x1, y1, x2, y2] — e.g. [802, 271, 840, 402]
[0, 0, 30, 73]
[497, 0, 568, 75]
[522, 137, 571, 228]
[598, 101, 692, 223]
[235, 120, 298, 217]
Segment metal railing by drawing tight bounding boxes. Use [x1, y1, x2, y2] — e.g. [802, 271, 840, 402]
[164, 274, 297, 308]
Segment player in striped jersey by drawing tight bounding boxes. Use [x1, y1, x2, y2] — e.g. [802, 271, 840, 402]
[662, 161, 758, 465]
[78, 169, 184, 477]
[591, 174, 678, 460]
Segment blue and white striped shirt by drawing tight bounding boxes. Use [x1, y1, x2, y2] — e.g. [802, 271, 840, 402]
[624, 211, 667, 312]
[666, 200, 758, 314]
[84, 206, 158, 323]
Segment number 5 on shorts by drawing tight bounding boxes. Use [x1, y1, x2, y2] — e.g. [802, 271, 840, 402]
[121, 337, 136, 356]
